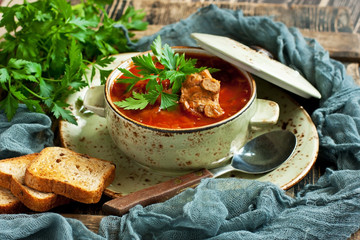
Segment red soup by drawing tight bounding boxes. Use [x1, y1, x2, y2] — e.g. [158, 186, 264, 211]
[110, 53, 252, 129]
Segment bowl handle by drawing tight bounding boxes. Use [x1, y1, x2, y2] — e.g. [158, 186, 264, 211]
[250, 99, 279, 126]
[83, 85, 106, 117]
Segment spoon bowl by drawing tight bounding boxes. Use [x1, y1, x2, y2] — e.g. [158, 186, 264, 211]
[211, 130, 297, 176]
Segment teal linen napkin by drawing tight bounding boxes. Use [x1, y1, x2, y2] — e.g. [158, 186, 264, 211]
[100, 172, 360, 239]
[1, 4, 360, 240]
[0, 213, 103, 240]
[0, 104, 53, 159]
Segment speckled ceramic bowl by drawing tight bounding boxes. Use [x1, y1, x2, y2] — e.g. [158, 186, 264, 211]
[84, 47, 279, 175]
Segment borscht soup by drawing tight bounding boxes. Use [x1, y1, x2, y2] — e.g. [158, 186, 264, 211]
[109, 53, 252, 129]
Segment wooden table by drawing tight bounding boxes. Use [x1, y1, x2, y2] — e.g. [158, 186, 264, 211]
[24, 0, 360, 238]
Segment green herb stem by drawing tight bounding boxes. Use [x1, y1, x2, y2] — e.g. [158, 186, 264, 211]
[21, 84, 48, 100]
[42, 78, 62, 82]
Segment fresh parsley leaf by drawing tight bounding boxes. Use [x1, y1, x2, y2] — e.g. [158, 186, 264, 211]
[178, 57, 205, 74]
[161, 70, 185, 93]
[0, 6, 17, 32]
[39, 78, 53, 98]
[151, 36, 163, 60]
[159, 45, 177, 70]
[144, 89, 161, 105]
[69, 81, 87, 91]
[95, 56, 116, 67]
[23, 99, 44, 113]
[8, 59, 42, 81]
[117, 68, 142, 81]
[0, 68, 10, 84]
[160, 92, 178, 110]
[7, 59, 41, 76]
[51, 0, 73, 20]
[145, 78, 161, 92]
[151, 36, 177, 70]
[207, 68, 221, 73]
[132, 54, 159, 75]
[99, 69, 113, 85]
[117, 68, 145, 92]
[11, 88, 27, 102]
[0, 93, 19, 121]
[68, 39, 82, 75]
[114, 92, 149, 110]
[51, 101, 77, 125]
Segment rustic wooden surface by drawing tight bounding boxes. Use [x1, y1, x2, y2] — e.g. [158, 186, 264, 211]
[108, 0, 360, 62]
[107, 0, 360, 34]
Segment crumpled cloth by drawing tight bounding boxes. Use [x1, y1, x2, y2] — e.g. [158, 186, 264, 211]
[0, 104, 53, 159]
[99, 171, 360, 240]
[1, 4, 360, 240]
[0, 213, 103, 240]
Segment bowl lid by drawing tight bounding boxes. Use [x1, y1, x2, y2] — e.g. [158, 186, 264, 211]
[191, 33, 321, 99]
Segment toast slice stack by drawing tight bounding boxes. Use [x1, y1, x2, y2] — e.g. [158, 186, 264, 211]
[0, 147, 116, 212]
[0, 153, 70, 212]
[25, 147, 116, 204]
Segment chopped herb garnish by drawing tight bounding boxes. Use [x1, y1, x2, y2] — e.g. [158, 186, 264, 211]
[115, 36, 218, 110]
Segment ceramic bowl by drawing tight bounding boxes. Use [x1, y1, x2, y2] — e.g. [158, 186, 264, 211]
[84, 47, 279, 175]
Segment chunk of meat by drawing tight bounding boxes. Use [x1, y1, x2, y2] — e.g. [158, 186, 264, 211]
[180, 70, 224, 118]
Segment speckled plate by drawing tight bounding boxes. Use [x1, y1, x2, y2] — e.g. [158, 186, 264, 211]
[59, 53, 319, 198]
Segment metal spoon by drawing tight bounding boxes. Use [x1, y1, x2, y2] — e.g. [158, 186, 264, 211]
[103, 130, 297, 216]
[211, 130, 297, 177]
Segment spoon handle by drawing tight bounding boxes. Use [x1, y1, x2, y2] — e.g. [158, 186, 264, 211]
[102, 169, 213, 216]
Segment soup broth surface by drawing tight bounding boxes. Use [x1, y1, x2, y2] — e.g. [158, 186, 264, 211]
[110, 53, 252, 129]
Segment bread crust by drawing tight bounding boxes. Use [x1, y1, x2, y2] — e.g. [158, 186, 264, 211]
[25, 147, 116, 204]
[25, 169, 114, 203]
[11, 178, 71, 212]
[0, 153, 38, 189]
[0, 187, 26, 214]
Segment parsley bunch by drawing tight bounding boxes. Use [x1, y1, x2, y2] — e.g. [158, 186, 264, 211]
[0, 0, 147, 124]
[115, 36, 216, 110]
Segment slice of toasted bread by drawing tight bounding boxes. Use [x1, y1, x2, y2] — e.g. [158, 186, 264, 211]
[0, 153, 71, 212]
[10, 178, 70, 212]
[25, 147, 116, 204]
[0, 186, 25, 214]
[0, 153, 39, 189]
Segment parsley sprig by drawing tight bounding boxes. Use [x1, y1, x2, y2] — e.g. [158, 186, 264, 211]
[0, 0, 148, 124]
[115, 36, 216, 110]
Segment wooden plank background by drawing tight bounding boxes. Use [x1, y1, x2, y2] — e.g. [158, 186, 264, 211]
[3, 1, 360, 61]
[106, 0, 360, 34]
[104, 0, 360, 62]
